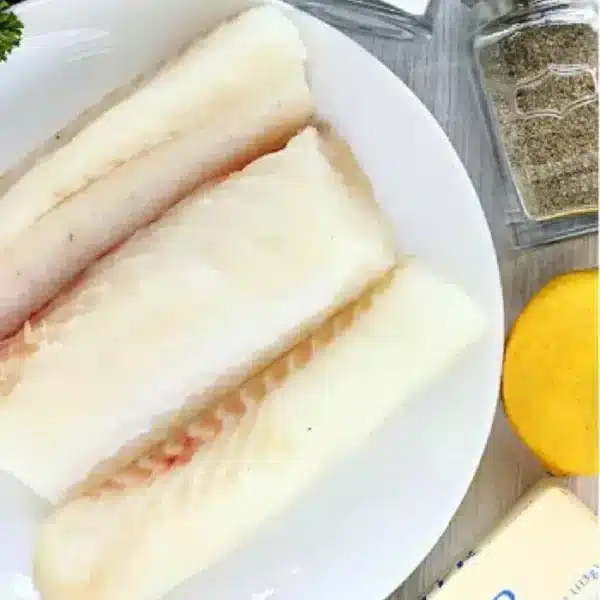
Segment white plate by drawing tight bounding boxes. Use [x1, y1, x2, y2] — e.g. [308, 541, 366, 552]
[0, 1, 504, 599]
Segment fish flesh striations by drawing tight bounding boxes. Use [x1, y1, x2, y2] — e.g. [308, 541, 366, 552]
[0, 5, 315, 338]
[0, 126, 397, 504]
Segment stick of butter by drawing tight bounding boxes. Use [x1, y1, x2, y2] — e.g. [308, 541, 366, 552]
[424, 480, 599, 600]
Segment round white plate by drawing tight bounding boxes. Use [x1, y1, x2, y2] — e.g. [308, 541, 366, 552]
[0, 1, 504, 599]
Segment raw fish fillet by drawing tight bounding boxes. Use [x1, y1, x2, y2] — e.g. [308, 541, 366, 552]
[0, 126, 397, 503]
[0, 5, 314, 337]
[33, 260, 486, 600]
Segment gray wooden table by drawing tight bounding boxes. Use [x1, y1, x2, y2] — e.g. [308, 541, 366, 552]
[350, 2, 599, 598]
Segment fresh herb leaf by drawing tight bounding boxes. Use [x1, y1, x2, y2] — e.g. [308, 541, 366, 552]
[0, 0, 23, 63]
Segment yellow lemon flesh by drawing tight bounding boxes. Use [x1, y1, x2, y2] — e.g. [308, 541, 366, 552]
[503, 269, 598, 476]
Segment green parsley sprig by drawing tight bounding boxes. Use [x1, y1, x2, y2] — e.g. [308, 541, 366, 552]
[0, 0, 23, 63]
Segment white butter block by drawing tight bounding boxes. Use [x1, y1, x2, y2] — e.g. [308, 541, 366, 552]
[425, 480, 599, 600]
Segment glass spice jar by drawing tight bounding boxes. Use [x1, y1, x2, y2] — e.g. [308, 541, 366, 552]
[469, 0, 598, 248]
[286, 0, 441, 41]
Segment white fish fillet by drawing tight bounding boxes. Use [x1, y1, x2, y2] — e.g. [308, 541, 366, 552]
[0, 5, 314, 337]
[33, 260, 486, 600]
[0, 126, 397, 503]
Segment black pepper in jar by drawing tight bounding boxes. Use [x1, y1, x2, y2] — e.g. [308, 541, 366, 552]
[477, 18, 598, 221]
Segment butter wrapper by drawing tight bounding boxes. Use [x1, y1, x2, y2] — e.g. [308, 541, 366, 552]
[424, 480, 599, 600]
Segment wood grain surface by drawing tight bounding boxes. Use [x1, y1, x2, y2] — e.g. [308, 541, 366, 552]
[352, 1, 599, 598]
